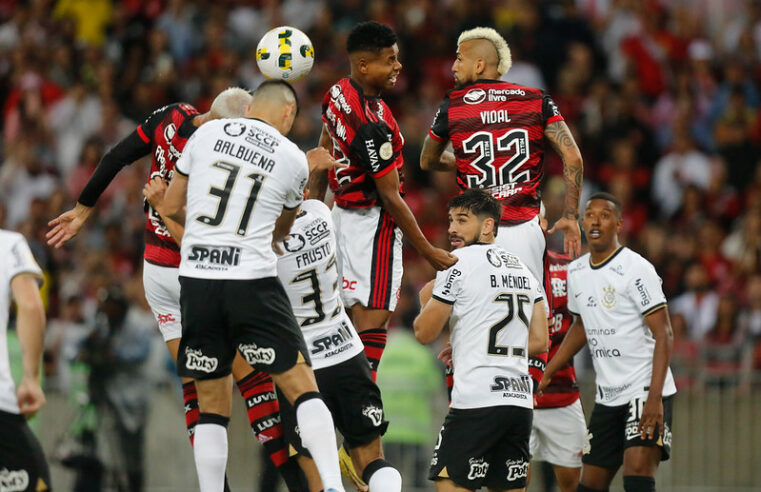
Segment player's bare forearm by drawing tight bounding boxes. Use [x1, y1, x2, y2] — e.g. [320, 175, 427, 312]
[544, 316, 586, 379]
[309, 125, 332, 201]
[414, 298, 452, 345]
[420, 135, 456, 172]
[645, 306, 673, 399]
[528, 301, 549, 356]
[375, 171, 433, 255]
[11, 274, 46, 382]
[163, 174, 188, 225]
[159, 213, 185, 246]
[545, 121, 583, 219]
[274, 207, 298, 243]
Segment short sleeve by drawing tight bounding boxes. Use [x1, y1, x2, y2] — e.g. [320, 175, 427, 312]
[349, 121, 396, 177]
[541, 91, 564, 126]
[626, 259, 667, 316]
[566, 270, 579, 315]
[174, 130, 198, 176]
[429, 97, 450, 142]
[432, 266, 463, 305]
[7, 234, 43, 283]
[284, 152, 308, 210]
[529, 271, 543, 304]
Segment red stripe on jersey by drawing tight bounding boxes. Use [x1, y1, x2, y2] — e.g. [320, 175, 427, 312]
[136, 125, 150, 143]
[546, 114, 564, 125]
[429, 129, 444, 142]
[536, 251, 580, 408]
[323, 78, 405, 209]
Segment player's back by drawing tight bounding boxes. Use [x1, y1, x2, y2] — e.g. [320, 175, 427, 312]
[321, 77, 404, 209]
[275, 199, 363, 369]
[177, 118, 308, 281]
[430, 80, 563, 225]
[434, 243, 543, 409]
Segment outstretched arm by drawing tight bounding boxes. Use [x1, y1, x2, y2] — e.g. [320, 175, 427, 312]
[420, 134, 456, 172]
[538, 316, 586, 392]
[544, 120, 583, 257]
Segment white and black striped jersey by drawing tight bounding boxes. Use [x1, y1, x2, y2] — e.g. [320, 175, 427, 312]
[567, 247, 677, 406]
[176, 117, 309, 280]
[432, 243, 543, 410]
[0, 230, 43, 414]
[276, 200, 363, 370]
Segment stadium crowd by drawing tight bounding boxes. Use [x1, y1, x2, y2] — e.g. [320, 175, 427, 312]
[1, 0, 761, 480]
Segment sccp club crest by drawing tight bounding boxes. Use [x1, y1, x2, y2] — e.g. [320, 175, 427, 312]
[224, 122, 246, 137]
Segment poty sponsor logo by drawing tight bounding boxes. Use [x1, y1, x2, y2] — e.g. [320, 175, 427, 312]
[505, 459, 528, 481]
[239, 343, 276, 365]
[362, 405, 384, 427]
[467, 458, 489, 479]
[0, 468, 29, 492]
[185, 348, 218, 373]
[463, 88, 486, 104]
[635, 278, 652, 306]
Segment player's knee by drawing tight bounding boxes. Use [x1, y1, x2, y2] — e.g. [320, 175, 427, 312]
[361, 459, 401, 490]
[623, 475, 655, 492]
[577, 484, 608, 492]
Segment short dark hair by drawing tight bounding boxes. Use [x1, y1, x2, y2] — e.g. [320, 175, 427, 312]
[253, 79, 300, 113]
[347, 21, 398, 54]
[587, 191, 622, 216]
[448, 189, 502, 234]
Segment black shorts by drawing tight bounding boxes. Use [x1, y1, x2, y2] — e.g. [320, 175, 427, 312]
[177, 276, 309, 379]
[428, 406, 532, 490]
[0, 410, 51, 491]
[583, 395, 674, 468]
[279, 353, 388, 455]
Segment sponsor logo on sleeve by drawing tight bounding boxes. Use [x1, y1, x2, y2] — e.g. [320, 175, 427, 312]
[635, 278, 652, 307]
[440, 268, 462, 296]
[379, 141, 393, 161]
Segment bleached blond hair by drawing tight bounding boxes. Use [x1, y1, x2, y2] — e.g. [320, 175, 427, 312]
[457, 27, 512, 75]
[210, 87, 252, 118]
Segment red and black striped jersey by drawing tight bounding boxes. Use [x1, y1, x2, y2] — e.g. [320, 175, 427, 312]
[429, 79, 563, 225]
[137, 102, 199, 267]
[536, 250, 580, 408]
[322, 78, 404, 209]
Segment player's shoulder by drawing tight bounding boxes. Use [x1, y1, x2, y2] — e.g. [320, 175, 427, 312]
[324, 78, 360, 108]
[300, 199, 331, 219]
[568, 253, 591, 276]
[619, 247, 656, 272]
[0, 229, 25, 249]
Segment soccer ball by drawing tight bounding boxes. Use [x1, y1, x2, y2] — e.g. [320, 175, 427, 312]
[256, 26, 315, 82]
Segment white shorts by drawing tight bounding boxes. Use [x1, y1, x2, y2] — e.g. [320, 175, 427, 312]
[530, 399, 586, 468]
[496, 216, 548, 313]
[142, 260, 182, 341]
[332, 205, 403, 312]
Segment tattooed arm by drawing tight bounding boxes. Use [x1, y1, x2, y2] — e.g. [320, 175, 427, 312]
[544, 120, 583, 257]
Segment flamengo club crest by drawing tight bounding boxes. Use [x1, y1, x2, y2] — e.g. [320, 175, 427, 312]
[601, 285, 616, 309]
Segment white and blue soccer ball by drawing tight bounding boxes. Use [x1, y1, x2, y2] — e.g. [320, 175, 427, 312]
[256, 26, 315, 82]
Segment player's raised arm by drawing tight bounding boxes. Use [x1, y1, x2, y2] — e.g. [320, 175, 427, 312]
[545, 119, 583, 257]
[143, 176, 186, 246]
[163, 173, 188, 226]
[640, 306, 673, 440]
[420, 134, 457, 172]
[528, 300, 549, 356]
[308, 125, 333, 201]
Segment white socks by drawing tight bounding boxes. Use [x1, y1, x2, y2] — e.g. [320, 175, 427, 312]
[295, 395, 345, 492]
[366, 462, 403, 492]
[193, 416, 229, 492]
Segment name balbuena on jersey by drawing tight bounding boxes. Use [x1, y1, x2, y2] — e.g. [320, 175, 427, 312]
[429, 80, 563, 225]
[176, 118, 308, 280]
[567, 247, 677, 406]
[432, 244, 543, 410]
[276, 200, 363, 370]
[0, 231, 43, 414]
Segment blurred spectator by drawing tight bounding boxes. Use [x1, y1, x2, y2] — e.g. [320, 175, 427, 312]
[671, 264, 719, 341]
[652, 131, 712, 218]
[740, 275, 761, 340]
[0, 137, 57, 227]
[722, 210, 761, 276]
[669, 313, 699, 390]
[698, 295, 753, 390]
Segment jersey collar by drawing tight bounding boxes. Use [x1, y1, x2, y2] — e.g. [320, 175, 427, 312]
[589, 246, 624, 270]
[349, 77, 381, 101]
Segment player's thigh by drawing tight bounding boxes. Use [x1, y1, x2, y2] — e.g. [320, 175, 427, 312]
[429, 407, 522, 491]
[531, 401, 586, 468]
[334, 206, 403, 312]
[349, 303, 392, 332]
[142, 261, 182, 342]
[622, 445, 661, 477]
[226, 277, 310, 376]
[0, 411, 51, 492]
[194, 375, 233, 416]
[552, 464, 581, 492]
[177, 276, 235, 381]
[622, 395, 674, 467]
[496, 216, 546, 284]
[581, 402, 627, 470]
[436, 479, 473, 492]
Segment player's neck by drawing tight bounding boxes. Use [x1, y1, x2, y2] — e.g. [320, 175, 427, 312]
[350, 74, 382, 97]
[589, 242, 622, 267]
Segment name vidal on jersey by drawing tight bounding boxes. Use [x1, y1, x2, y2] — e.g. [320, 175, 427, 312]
[213, 139, 275, 172]
[490, 274, 531, 289]
[480, 110, 511, 124]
